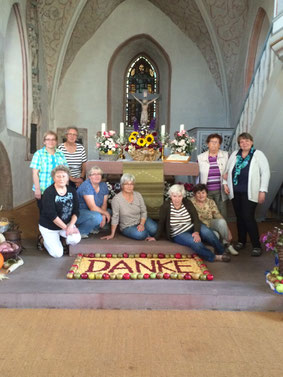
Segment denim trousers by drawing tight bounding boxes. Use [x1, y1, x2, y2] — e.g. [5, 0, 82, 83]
[121, 218, 158, 240]
[76, 209, 110, 235]
[172, 224, 225, 262]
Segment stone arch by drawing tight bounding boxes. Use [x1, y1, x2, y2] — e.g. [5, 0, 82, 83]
[245, 8, 269, 91]
[0, 141, 13, 209]
[107, 34, 171, 133]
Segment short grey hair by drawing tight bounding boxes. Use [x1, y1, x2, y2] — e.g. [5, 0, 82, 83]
[51, 165, 70, 179]
[87, 166, 103, 178]
[65, 126, 79, 135]
[168, 184, 186, 198]
[120, 173, 135, 186]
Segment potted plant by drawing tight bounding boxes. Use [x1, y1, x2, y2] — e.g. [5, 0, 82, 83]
[169, 130, 196, 157]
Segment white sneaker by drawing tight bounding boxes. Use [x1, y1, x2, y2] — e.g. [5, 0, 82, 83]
[80, 234, 89, 239]
[91, 229, 100, 235]
[227, 244, 239, 255]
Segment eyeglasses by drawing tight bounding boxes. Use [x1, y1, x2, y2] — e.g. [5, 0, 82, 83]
[67, 133, 78, 137]
[89, 173, 101, 176]
[124, 182, 134, 186]
[45, 138, 57, 141]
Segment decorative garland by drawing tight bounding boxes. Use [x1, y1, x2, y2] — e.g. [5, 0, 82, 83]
[67, 253, 214, 281]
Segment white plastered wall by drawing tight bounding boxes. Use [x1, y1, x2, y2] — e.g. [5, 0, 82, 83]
[55, 0, 225, 159]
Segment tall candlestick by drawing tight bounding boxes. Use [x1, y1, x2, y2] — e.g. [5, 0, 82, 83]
[161, 124, 166, 137]
[120, 122, 124, 138]
[180, 124, 185, 132]
[101, 123, 106, 134]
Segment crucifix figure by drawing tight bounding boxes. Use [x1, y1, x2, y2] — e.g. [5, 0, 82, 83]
[133, 91, 159, 125]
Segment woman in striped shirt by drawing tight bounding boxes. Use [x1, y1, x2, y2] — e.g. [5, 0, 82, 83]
[58, 127, 87, 188]
[147, 184, 230, 262]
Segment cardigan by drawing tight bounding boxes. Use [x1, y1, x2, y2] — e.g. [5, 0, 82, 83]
[197, 149, 228, 201]
[223, 149, 270, 203]
[155, 198, 201, 241]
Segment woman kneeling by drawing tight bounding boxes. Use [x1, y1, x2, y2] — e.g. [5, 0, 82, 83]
[148, 184, 230, 262]
[102, 173, 157, 240]
[39, 165, 81, 258]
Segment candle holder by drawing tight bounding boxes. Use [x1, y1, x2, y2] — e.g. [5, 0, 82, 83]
[161, 143, 165, 160]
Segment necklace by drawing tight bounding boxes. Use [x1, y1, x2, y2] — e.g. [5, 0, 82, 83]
[55, 185, 66, 195]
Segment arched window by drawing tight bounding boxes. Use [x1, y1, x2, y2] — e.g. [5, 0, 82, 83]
[125, 56, 158, 126]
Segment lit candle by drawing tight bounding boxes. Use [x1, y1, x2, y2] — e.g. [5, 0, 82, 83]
[161, 124, 166, 137]
[101, 123, 106, 134]
[120, 122, 124, 138]
[180, 124, 185, 132]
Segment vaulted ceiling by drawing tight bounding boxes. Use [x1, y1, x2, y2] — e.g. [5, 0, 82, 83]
[34, 0, 249, 96]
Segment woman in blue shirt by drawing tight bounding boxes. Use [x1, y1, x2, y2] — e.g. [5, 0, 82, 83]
[76, 166, 110, 238]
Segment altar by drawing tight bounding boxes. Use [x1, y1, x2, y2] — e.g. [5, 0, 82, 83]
[86, 160, 199, 218]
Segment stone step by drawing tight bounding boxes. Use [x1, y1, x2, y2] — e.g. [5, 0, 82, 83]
[69, 232, 190, 256]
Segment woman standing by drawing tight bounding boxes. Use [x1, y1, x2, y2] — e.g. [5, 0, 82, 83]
[223, 132, 270, 256]
[58, 127, 87, 188]
[39, 165, 81, 258]
[102, 173, 157, 240]
[197, 133, 228, 218]
[147, 184, 230, 263]
[76, 166, 110, 238]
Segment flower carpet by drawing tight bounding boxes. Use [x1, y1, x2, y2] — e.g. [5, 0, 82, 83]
[67, 253, 214, 280]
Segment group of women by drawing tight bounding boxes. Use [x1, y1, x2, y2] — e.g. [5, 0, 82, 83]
[30, 128, 270, 261]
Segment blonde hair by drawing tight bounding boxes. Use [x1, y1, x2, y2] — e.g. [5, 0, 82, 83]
[43, 131, 57, 141]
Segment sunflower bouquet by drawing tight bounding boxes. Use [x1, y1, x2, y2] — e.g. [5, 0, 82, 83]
[125, 119, 162, 161]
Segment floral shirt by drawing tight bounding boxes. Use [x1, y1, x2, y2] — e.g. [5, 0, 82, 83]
[190, 197, 223, 227]
[30, 147, 68, 193]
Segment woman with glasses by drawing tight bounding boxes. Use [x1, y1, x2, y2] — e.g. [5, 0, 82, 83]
[101, 173, 157, 241]
[76, 166, 110, 238]
[30, 130, 68, 249]
[58, 127, 87, 188]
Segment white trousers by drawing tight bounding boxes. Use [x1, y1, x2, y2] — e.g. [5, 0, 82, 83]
[39, 225, 81, 258]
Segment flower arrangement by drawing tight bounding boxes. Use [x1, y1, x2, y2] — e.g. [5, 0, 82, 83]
[126, 119, 162, 152]
[170, 130, 196, 155]
[164, 181, 194, 200]
[96, 130, 121, 155]
[106, 182, 121, 204]
[260, 225, 283, 254]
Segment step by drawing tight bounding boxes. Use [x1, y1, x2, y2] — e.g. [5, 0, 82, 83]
[69, 233, 190, 256]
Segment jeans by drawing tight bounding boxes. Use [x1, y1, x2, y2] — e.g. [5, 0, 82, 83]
[121, 218, 157, 240]
[76, 209, 111, 235]
[232, 192, 260, 247]
[172, 224, 225, 262]
[210, 218, 229, 242]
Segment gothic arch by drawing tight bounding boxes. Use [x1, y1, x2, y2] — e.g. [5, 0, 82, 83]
[107, 34, 172, 133]
[0, 142, 13, 209]
[245, 8, 269, 91]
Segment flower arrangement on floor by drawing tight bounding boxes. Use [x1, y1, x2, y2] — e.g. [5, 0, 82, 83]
[261, 224, 283, 294]
[96, 130, 121, 159]
[170, 130, 196, 155]
[106, 182, 121, 204]
[164, 181, 194, 200]
[125, 119, 163, 161]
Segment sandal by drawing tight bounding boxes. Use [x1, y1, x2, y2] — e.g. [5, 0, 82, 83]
[37, 234, 44, 251]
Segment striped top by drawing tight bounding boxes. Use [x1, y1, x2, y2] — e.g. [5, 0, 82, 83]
[170, 202, 193, 237]
[207, 156, 221, 191]
[58, 143, 87, 178]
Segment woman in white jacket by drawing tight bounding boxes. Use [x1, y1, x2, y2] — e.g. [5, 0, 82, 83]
[197, 133, 228, 218]
[223, 132, 270, 257]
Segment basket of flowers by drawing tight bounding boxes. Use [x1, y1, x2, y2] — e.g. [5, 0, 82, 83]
[126, 119, 162, 161]
[95, 130, 121, 161]
[261, 225, 283, 274]
[170, 130, 196, 156]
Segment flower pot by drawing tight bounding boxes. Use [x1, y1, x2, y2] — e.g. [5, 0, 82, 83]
[99, 153, 119, 161]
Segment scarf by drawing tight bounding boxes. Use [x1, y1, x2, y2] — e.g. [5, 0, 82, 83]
[233, 146, 255, 186]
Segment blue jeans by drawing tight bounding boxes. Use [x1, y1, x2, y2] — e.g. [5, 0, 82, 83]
[121, 218, 157, 240]
[172, 224, 225, 262]
[76, 209, 110, 235]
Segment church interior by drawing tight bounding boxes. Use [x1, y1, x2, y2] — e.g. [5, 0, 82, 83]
[0, 1, 283, 376]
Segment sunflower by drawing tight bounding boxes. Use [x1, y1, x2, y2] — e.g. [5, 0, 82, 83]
[137, 137, 146, 147]
[145, 134, 154, 145]
[129, 135, 137, 143]
[130, 131, 139, 137]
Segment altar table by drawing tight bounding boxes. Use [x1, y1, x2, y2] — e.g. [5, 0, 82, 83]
[86, 160, 199, 176]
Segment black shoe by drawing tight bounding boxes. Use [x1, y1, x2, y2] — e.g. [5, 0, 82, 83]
[37, 234, 44, 250]
[251, 248, 262, 257]
[234, 242, 245, 251]
[221, 252, 231, 262]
